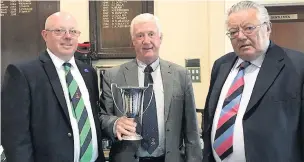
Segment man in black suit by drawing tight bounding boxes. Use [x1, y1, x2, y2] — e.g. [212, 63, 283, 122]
[1, 12, 105, 162]
[203, 1, 304, 162]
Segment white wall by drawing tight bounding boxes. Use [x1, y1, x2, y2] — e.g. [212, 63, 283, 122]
[154, 1, 210, 109]
[60, 0, 90, 43]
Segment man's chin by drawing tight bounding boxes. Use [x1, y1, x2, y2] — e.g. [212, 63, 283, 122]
[142, 52, 156, 58]
[238, 52, 259, 61]
[139, 54, 158, 64]
[60, 49, 75, 55]
[55, 50, 74, 59]
[142, 50, 154, 55]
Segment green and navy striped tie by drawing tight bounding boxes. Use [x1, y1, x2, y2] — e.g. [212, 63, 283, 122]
[63, 63, 93, 162]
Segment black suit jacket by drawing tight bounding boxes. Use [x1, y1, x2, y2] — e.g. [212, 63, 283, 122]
[203, 43, 304, 162]
[1, 51, 105, 162]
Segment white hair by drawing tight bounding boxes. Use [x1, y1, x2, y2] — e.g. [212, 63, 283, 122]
[227, 1, 271, 26]
[130, 13, 162, 38]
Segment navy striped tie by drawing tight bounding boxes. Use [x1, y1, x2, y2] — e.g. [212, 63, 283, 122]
[141, 65, 159, 154]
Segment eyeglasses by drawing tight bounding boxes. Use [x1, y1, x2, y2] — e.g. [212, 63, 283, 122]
[45, 29, 81, 37]
[226, 22, 266, 39]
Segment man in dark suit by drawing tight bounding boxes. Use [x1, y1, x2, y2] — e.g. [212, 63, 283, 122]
[100, 13, 202, 162]
[202, 1, 304, 162]
[1, 12, 105, 162]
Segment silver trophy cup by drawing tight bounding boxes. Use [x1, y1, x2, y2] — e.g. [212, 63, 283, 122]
[111, 83, 153, 140]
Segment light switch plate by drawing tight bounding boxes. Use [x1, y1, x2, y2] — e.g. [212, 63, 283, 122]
[187, 67, 201, 83]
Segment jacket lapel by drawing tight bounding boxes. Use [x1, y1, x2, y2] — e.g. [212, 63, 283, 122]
[160, 59, 173, 122]
[245, 44, 285, 115]
[121, 59, 173, 122]
[124, 59, 139, 87]
[77, 61, 102, 140]
[39, 51, 70, 123]
[77, 61, 93, 97]
[207, 57, 237, 119]
[111, 60, 138, 114]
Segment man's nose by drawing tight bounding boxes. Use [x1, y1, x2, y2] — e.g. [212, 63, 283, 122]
[236, 30, 247, 40]
[63, 31, 72, 39]
[142, 35, 151, 44]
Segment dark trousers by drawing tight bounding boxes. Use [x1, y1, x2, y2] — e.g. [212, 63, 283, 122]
[139, 156, 165, 162]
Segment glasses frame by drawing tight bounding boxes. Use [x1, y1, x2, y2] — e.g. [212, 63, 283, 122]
[45, 29, 81, 37]
[226, 22, 267, 39]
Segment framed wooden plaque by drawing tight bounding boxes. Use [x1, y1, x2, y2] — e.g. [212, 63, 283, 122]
[1, 1, 59, 80]
[89, 1, 154, 59]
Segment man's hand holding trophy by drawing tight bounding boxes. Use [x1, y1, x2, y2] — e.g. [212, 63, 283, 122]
[111, 83, 154, 141]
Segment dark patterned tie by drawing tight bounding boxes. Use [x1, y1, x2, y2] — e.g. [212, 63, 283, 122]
[141, 65, 159, 154]
[63, 63, 93, 162]
[213, 61, 251, 160]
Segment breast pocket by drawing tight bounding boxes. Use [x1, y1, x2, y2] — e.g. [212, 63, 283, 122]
[172, 94, 184, 100]
[172, 85, 184, 100]
[171, 93, 184, 114]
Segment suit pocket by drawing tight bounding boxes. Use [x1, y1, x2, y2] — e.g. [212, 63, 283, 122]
[270, 92, 298, 102]
[170, 98, 184, 121]
[173, 94, 184, 100]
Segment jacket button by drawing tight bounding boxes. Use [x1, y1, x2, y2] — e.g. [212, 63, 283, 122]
[166, 151, 170, 154]
[67, 133, 72, 137]
[166, 129, 170, 132]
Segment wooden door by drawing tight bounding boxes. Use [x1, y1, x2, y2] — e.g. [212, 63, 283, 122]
[267, 5, 304, 53]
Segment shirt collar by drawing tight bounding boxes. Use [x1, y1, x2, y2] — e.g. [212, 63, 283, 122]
[136, 58, 160, 72]
[235, 52, 265, 69]
[47, 48, 77, 69]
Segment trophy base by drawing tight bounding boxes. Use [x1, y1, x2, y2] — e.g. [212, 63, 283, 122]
[122, 134, 143, 141]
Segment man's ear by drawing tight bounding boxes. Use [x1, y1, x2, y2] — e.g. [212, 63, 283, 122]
[267, 22, 272, 32]
[41, 30, 47, 41]
[160, 33, 163, 42]
[131, 37, 136, 47]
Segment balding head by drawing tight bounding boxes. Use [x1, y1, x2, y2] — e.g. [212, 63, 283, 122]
[41, 12, 80, 61]
[45, 12, 78, 30]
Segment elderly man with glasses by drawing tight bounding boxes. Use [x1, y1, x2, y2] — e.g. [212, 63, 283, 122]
[1, 12, 106, 162]
[202, 1, 304, 162]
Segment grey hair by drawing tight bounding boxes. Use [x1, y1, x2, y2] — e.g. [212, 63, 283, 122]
[130, 13, 162, 38]
[227, 1, 271, 25]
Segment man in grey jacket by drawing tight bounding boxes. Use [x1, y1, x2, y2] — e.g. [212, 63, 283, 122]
[100, 13, 202, 162]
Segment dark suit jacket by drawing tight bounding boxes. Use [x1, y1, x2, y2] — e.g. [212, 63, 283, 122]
[1, 51, 105, 162]
[202, 42, 304, 162]
[100, 59, 202, 162]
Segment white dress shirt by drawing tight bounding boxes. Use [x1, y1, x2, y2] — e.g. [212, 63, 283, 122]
[47, 49, 98, 162]
[137, 58, 165, 157]
[211, 54, 265, 162]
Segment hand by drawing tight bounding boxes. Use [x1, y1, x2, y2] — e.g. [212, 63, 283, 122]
[115, 116, 137, 140]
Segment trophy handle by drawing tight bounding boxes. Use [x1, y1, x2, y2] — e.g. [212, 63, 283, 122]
[142, 84, 154, 115]
[110, 83, 126, 115]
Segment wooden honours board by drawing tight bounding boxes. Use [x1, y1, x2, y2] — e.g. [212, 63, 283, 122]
[1, 1, 59, 80]
[89, 0, 154, 59]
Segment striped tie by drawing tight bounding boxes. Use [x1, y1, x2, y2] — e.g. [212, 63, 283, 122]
[213, 61, 251, 160]
[63, 63, 93, 162]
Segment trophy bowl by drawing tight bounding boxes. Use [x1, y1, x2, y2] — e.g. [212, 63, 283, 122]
[111, 83, 153, 140]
